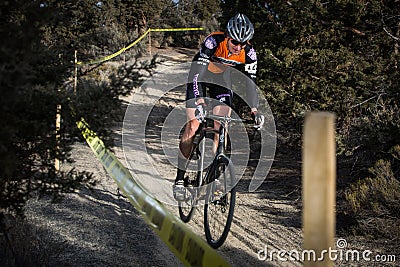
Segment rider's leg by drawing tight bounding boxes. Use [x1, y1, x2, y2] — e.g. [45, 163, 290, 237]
[212, 104, 231, 154]
[175, 108, 199, 183]
[208, 82, 233, 154]
[179, 109, 200, 158]
[173, 107, 201, 201]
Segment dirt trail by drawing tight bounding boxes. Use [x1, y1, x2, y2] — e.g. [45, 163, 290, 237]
[23, 48, 303, 267]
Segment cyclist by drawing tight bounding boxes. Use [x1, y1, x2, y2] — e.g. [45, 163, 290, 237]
[173, 13, 264, 201]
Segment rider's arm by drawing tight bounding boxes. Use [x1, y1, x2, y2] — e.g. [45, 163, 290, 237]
[243, 46, 264, 128]
[244, 46, 259, 112]
[189, 53, 209, 101]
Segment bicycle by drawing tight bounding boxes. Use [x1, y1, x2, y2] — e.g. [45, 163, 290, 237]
[177, 107, 255, 249]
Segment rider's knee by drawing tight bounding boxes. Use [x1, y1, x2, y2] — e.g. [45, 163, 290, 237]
[186, 120, 200, 136]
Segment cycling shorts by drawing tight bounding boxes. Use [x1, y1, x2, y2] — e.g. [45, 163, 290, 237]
[186, 82, 233, 108]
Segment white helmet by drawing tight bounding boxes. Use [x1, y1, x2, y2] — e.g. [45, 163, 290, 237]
[226, 13, 254, 42]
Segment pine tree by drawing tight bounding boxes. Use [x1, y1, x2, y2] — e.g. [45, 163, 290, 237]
[0, 0, 157, 217]
[0, 1, 96, 215]
[236, 0, 399, 235]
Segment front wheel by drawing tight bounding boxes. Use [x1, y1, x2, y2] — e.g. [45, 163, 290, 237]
[178, 136, 206, 223]
[178, 161, 201, 223]
[204, 156, 236, 248]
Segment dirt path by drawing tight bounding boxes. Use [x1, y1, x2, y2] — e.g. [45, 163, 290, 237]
[22, 48, 304, 267]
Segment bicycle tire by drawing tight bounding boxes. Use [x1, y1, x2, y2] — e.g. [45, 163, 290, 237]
[178, 135, 205, 222]
[178, 165, 201, 222]
[178, 184, 198, 222]
[204, 155, 236, 248]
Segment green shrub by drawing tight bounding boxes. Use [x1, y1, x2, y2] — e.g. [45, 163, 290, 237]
[344, 148, 400, 237]
[345, 159, 400, 216]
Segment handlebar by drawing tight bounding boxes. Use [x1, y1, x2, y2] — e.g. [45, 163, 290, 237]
[207, 114, 250, 123]
[203, 113, 264, 130]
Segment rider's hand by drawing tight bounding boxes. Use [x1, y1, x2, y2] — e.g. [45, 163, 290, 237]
[251, 111, 264, 130]
[195, 102, 206, 122]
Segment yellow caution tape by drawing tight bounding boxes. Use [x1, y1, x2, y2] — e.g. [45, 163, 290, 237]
[150, 27, 205, 32]
[77, 27, 205, 66]
[76, 117, 231, 267]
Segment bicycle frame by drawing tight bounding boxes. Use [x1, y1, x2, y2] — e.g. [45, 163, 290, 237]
[178, 112, 250, 248]
[201, 117, 227, 185]
[196, 113, 244, 189]
[187, 112, 247, 191]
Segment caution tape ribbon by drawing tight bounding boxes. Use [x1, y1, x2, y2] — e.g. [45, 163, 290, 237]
[76, 117, 231, 267]
[76, 27, 205, 66]
[149, 27, 205, 32]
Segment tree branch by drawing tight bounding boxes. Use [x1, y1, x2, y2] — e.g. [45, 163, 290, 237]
[381, 11, 400, 41]
[342, 27, 366, 36]
[382, 26, 400, 41]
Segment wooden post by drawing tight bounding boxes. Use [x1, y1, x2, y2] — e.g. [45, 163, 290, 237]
[55, 104, 61, 172]
[302, 112, 336, 267]
[148, 31, 152, 55]
[74, 50, 77, 95]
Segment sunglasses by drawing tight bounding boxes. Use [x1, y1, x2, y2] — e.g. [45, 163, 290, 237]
[230, 39, 247, 47]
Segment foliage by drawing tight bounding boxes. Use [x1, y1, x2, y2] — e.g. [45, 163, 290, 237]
[158, 0, 221, 47]
[344, 151, 400, 237]
[345, 156, 400, 216]
[0, 0, 159, 219]
[218, 1, 399, 236]
[0, 1, 96, 216]
[258, 1, 399, 236]
[71, 58, 158, 148]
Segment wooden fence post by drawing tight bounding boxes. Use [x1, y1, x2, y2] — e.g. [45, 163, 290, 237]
[55, 104, 61, 172]
[74, 50, 77, 95]
[148, 31, 152, 55]
[303, 112, 336, 267]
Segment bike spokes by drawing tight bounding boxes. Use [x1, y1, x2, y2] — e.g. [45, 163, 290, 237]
[204, 160, 236, 248]
[178, 151, 201, 222]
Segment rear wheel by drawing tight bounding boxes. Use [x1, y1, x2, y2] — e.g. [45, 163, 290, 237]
[204, 156, 236, 248]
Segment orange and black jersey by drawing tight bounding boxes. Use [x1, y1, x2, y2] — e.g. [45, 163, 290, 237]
[188, 32, 259, 108]
[200, 32, 257, 79]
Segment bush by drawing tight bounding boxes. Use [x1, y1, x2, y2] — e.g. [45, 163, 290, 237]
[345, 160, 399, 215]
[343, 148, 400, 237]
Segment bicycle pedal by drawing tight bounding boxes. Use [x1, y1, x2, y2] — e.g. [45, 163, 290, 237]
[213, 190, 224, 199]
[214, 189, 223, 195]
[173, 188, 186, 202]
